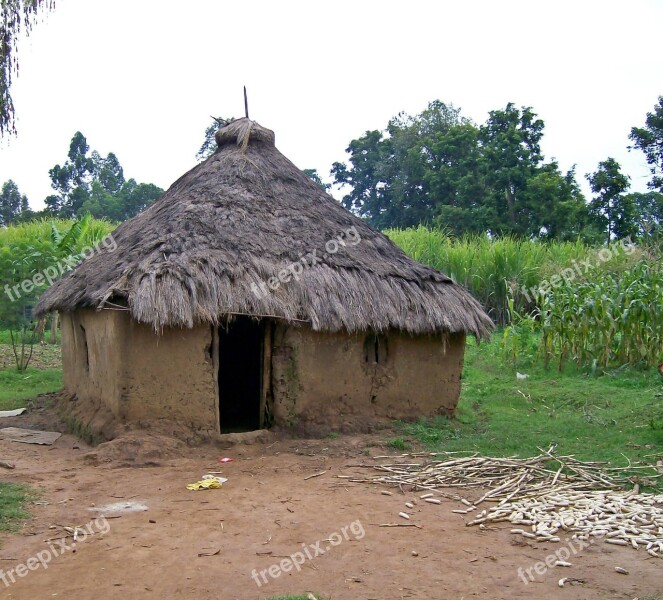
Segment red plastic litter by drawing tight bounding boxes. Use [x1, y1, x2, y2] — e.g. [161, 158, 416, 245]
[218, 457, 234, 463]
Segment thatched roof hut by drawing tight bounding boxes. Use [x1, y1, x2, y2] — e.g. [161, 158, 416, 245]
[36, 118, 492, 436]
[36, 118, 491, 338]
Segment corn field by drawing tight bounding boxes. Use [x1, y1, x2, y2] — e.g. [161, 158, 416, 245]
[389, 226, 661, 370]
[539, 260, 663, 370]
[387, 227, 605, 325]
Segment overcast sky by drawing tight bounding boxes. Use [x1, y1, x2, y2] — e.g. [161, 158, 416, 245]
[1, 0, 661, 211]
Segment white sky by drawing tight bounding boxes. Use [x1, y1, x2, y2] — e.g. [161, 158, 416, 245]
[0, 0, 661, 211]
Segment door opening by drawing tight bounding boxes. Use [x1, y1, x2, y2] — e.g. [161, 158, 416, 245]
[218, 317, 263, 433]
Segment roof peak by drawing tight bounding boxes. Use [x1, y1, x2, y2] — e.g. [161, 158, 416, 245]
[215, 118, 275, 150]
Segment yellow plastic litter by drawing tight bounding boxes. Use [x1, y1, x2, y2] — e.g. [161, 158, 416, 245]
[186, 479, 222, 491]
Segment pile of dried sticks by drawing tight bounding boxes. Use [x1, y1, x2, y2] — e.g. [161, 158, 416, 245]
[351, 448, 655, 503]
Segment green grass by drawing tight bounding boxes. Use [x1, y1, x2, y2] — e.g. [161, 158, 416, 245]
[397, 335, 663, 488]
[0, 368, 62, 410]
[386, 437, 411, 451]
[0, 483, 34, 532]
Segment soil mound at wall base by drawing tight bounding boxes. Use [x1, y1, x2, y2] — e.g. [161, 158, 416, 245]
[82, 430, 187, 467]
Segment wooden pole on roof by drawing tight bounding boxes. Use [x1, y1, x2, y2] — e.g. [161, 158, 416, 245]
[244, 86, 249, 119]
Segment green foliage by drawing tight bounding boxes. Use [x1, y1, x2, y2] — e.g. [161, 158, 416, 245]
[197, 116, 232, 161]
[501, 298, 540, 367]
[539, 258, 663, 370]
[333, 100, 586, 238]
[587, 158, 633, 242]
[0, 482, 34, 532]
[388, 227, 660, 369]
[50, 213, 92, 256]
[629, 96, 663, 193]
[386, 227, 595, 325]
[0, 367, 62, 409]
[478, 103, 545, 235]
[303, 168, 331, 191]
[0, 217, 114, 247]
[627, 191, 663, 241]
[45, 132, 163, 220]
[400, 336, 663, 488]
[0, 217, 114, 368]
[0, 232, 54, 369]
[0, 179, 30, 225]
[386, 437, 411, 451]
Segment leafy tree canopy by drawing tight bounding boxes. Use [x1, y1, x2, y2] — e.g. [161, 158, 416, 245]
[45, 132, 163, 220]
[303, 168, 330, 191]
[0, 179, 30, 225]
[197, 116, 233, 161]
[332, 100, 586, 239]
[629, 96, 663, 193]
[586, 158, 633, 243]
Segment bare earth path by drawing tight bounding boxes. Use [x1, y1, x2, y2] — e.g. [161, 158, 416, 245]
[0, 429, 661, 600]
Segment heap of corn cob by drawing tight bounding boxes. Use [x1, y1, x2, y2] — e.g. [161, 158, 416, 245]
[347, 448, 662, 556]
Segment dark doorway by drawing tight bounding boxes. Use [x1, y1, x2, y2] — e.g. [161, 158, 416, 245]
[218, 317, 263, 432]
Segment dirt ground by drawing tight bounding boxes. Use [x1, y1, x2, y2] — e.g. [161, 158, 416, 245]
[0, 411, 661, 600]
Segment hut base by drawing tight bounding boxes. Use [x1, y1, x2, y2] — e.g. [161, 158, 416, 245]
[59, 310, 466, 438]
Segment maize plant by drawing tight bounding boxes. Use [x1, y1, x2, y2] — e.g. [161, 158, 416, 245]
[539, 259, 662, 370]
[386, 226, 592, 325]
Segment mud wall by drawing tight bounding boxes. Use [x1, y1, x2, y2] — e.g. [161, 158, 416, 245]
[62, 311, 465, 436]
[270, 325, 465, 431]
[121, 320, 217, 432]
[61, 310, 217, 433]
[61, 310, 126, 416]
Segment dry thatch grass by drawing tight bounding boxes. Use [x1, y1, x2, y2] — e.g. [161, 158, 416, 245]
[36, 119, 492, 338]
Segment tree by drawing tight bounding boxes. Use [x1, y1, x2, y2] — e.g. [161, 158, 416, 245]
[332, 129, 390, 226]
[47, 131, 97, 216]
[625, 191, 663, 241]
[46, 131, 163, 220]
[0, 0, 54, 136]
[303, 168, 330, 191]
[332, 100, 584, 239]
[586, 158, 634, 243]
[197, 116, 232, 161]
[478, 103, 545, 235]
[79, 179, 162, 221]
[629, 96, 663, 193]
[95, 151, 125, 194]
[0, 179, 30, 225]
[332, 101, 481, 230]
[420, 110, 486, 233]
[519, 165, 588, 240]
[116, 180, 162, 219]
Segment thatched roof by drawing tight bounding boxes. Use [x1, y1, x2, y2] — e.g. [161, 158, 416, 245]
[36, 118, 493, 338]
